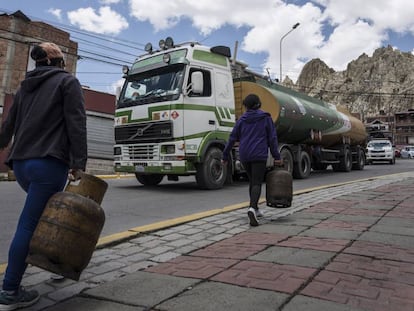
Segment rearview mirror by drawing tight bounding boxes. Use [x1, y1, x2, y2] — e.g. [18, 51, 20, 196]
[190, 71, 203, 94]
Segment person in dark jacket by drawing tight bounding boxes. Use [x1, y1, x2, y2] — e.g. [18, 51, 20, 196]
[0, 42, 87, 310]
[222, 94, 282, 226]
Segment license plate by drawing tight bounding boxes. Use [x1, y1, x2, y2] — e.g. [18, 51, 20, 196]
[135, 165, 145, 172]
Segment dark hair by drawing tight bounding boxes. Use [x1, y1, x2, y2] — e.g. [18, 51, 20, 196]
[30, 45, 48, 62]
[243, 94, 262, 110]
[30, 43, 65, 68]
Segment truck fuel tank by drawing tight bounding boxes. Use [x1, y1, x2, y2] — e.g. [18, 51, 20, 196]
[233, 80, 367, 146]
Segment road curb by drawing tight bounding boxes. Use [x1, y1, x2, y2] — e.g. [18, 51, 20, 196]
[96, 171, 411, 248]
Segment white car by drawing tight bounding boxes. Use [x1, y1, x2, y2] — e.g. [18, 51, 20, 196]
[400, 146, 414, 159]
[366, 139, 395, 164]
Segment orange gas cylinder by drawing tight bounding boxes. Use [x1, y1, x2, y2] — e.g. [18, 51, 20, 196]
[26, 173, 107, 281]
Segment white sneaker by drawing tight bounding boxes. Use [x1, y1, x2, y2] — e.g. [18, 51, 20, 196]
[247, 207, 259, 226]
[255, 209, 264, 218]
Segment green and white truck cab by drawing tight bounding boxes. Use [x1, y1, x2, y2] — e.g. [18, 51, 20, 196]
[114, 38, 235, 189]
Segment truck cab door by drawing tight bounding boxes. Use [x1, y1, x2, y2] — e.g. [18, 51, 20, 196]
[183, 67, 216, 137]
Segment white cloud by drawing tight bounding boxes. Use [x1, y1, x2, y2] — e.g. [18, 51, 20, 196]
[322, 0, 414, 31]
[318, 21, 386, 69]
[47, 8, 62, 21]
[68, 6, 128, 35]
[127, 0, 414, 81]
[100, 0, 122, 4]
[110, 79, 125, 96]
[129, 0, 273, 35]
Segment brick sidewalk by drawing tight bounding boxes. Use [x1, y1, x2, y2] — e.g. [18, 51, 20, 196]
[143, 180, 414, 310]
[2, 173, 414, 310]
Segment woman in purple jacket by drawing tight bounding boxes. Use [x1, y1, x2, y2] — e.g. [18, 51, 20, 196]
[222, 94, 282, 226]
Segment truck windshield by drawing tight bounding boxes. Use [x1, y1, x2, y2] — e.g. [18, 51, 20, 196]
[117, 64, 185, 108]
[367, 141, 391, 148]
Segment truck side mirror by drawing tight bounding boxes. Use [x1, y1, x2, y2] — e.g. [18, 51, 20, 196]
[115, 86, 122, 99]
[185, 71, 204, 95]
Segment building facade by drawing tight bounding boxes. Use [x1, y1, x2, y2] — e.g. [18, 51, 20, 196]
[0, 10, 78, 115]
[394, 110, 414, 145]
[0, 11, 115, 175]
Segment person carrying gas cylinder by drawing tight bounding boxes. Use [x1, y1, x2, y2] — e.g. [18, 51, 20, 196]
[222, 93, 282, 226]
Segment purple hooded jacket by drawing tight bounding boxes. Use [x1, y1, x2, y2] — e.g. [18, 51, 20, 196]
[222, 109, 281, 163]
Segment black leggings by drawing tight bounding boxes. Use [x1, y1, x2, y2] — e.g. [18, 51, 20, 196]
[242, 161, 267, 209]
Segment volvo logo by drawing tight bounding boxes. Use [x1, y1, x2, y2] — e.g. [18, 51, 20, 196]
[129, 124, 153, 140]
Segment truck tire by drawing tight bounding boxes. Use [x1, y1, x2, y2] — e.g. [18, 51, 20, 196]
[333, 146, 352, 172]
[196, 147, 227, 190]
[280, 148, 294, 175]
[292, 151, 311, 179]
[135, 174, 164, 186]
[352, 148, 365, 170]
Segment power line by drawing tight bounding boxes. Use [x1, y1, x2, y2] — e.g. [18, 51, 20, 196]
[0, 9, 142, 67]
[0, 29, 133, 67]
[0, 8, 146, 50]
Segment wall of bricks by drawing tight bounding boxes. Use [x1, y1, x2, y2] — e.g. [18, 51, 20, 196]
[0, 11, 77, 96]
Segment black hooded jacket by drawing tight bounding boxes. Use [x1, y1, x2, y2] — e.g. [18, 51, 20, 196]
[0, 66, 87, 170]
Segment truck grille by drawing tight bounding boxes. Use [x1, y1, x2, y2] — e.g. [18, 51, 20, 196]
[115, 121, 173, 144]
[126, 144, 158, 160]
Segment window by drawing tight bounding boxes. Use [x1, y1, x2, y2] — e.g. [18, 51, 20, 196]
[367, 141, 391, 148]
[117, 64, 184, 108]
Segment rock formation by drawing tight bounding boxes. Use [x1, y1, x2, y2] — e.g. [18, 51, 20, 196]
[289, 45, 414, 118]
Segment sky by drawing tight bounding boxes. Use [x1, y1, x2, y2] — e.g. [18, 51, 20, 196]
[2, 0, 414, 95]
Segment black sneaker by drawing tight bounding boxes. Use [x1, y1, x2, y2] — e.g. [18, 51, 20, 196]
[0, 287, 39, 311]
[247, 207, 259, 226]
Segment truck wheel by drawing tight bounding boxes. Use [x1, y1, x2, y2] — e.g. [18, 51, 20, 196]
[338, 147, 352, 172]
[135, 174, 164, 186]
[292, 151, 311, 179]
[352, 148, 365, 170]
[196, 147, 227, 190]
[280, 148, 293, 175]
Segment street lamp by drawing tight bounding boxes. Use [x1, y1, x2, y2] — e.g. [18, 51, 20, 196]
[279, 22, 300, 83]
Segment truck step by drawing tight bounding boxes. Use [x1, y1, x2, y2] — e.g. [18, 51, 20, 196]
[320, 148, 340, 153]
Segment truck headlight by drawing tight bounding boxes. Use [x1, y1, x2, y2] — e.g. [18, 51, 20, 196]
[161, 145, 175, 154]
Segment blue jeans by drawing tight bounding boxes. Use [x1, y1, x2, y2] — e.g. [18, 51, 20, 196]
[2, 157, 68, 291]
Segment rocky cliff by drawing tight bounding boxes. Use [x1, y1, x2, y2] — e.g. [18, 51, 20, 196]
[291, 45, 414, 118]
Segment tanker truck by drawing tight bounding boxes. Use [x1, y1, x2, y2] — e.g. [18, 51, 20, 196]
[113, 37, 367, 189]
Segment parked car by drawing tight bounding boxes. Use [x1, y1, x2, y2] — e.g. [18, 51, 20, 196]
[366, 139, 395, 164]
[400, 146, 414, 159]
